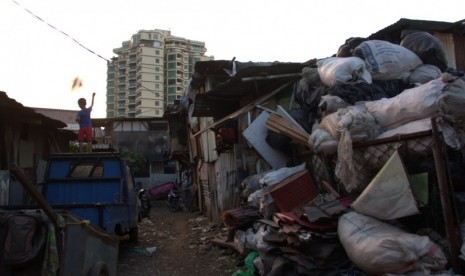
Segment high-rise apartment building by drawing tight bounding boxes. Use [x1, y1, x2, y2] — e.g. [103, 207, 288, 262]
[106, 29, 210, 118]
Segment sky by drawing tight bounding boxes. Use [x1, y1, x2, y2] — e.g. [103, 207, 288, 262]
[0, 0, 464, 118]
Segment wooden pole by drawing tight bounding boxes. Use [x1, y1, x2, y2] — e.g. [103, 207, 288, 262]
[10, 163, 59, 227]
[431, 119, 462, 273]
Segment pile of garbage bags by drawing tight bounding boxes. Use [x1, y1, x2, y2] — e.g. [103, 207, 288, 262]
[224, 32, 465, 275]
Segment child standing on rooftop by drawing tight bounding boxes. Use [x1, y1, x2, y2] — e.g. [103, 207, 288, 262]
[76, 92, 95, 152]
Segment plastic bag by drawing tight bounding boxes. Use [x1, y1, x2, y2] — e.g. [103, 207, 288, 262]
[437, 75, 465, 128]
[339, 212, 447, 275]
[354, 40, 422, 81]
[259, 163, 305, 187]
[318, 95, 350, 117]
[408, 64, 441, 84]
[233, 251, 259, 276]
[365, 77, 446, 131]
[317, 57, 372, 87]
[400, 30, 448, 71]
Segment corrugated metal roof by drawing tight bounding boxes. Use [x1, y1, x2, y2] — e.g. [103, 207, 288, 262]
[191, 60, 315, 117]
[0, 91, 67, 129]
[368, 18, 465, 43]
[33, 107, 80, 130]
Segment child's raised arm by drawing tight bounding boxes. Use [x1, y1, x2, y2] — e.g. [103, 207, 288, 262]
[91, 92, 96, 108]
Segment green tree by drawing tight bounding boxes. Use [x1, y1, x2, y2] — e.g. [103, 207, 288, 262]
[121, 150, 148, 177]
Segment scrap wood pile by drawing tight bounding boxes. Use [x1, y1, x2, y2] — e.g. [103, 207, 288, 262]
[215, 30, 465, 276]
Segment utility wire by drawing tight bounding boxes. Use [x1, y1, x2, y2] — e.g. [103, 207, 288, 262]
[11, 0, 192, 97]
[11, 0, 110, 62]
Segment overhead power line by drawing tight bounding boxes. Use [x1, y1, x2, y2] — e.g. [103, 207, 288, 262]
[10, 1, 195, 98]
[11, 0, 110, 62]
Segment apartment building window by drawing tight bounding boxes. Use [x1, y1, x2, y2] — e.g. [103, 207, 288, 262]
[155, 75, 160, 80]
[168, 63, 176, 69]
[155, 110, 160, 115]
[155, 101, 159, 106]
[155, 83, 160, 89]
[168, 87, 176, 94]
[153, 41, 161, 48]
[167, 71, 176, 77]
[155, 58, 160, 64]
[168, 79, 176, 85]
[168, 54, 176, 61]
[155, 67, 160, 72]
[155, 50, 160, 55]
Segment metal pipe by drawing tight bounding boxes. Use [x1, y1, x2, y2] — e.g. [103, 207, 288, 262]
[241, 73, 302, 82]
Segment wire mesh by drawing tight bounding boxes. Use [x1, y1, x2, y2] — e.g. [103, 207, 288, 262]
[307, 131, 448, 238]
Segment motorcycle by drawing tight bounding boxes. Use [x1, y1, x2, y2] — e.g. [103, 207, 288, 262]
[167, 186, 181, 212]
[138, 188, 151, 219]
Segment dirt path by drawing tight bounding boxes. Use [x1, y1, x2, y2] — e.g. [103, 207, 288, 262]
[117, 200, 240, 276]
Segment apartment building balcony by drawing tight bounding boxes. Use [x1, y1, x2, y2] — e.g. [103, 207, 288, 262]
[129, 57, 137, 65]
[166, 40, 188, 49]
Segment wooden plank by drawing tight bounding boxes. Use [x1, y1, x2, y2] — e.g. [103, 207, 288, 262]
[276, 105, 306, 132]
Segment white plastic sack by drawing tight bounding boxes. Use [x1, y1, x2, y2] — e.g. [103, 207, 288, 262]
[338, 212, 447, 275]
[365, 77, 446, 131]
[316, 57, 372, 87]
[309, 127, 338, 154]
[319, 104, 380, 141]
[354, 40, 423, 81]
[259, 163, 305, 187]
